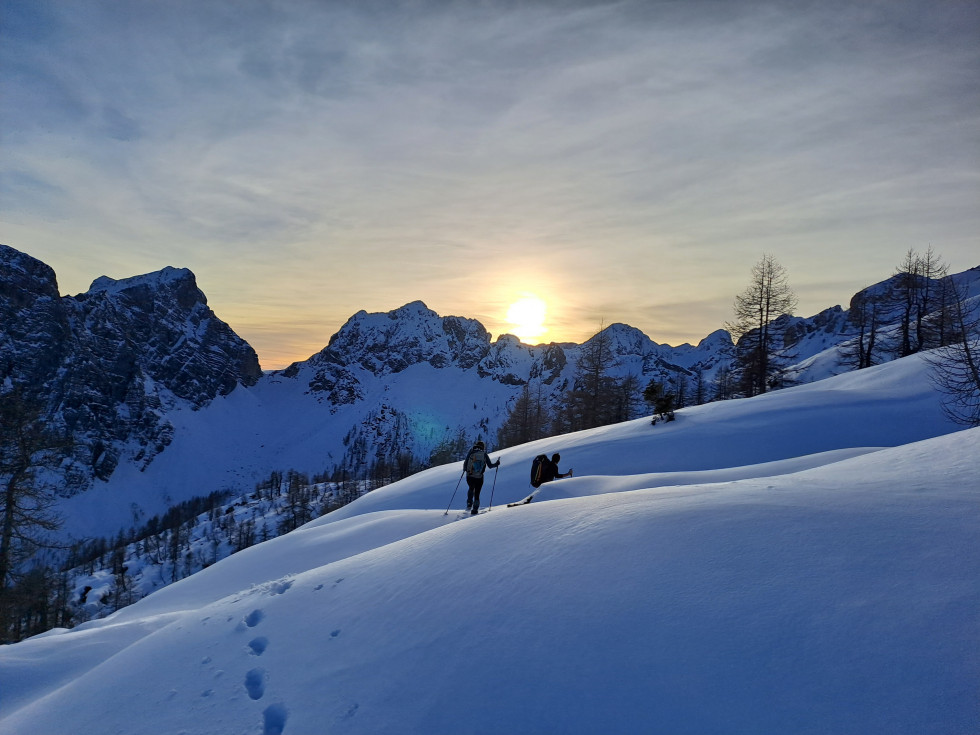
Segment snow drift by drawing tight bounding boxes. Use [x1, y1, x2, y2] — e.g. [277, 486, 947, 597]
[0, 353, 977, 735]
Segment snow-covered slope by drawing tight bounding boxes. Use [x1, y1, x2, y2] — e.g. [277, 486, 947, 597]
[65, 264, 980, 543]
[2, 354, 976, 734]
[54, 304, 740, 538]
[62, 344, 961, 538]
[5, 243, 979, 544]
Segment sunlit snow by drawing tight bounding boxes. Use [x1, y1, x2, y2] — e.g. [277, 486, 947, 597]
[1, 352, 977, 734]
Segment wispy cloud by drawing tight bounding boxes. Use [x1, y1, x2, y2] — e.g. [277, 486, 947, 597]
[2, 0, 978, 367]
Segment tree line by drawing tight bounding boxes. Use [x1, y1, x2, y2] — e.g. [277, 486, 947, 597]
[496, 322, 711, 449]
[496, 247, 980, 449]
[0, 419, 382, 643]
[841, 248, 971, 368]
[836, 247, 979, 425]
[716, 247, 978, 424]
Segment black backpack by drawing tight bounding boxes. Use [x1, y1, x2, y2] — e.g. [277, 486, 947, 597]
[530, 454, 549, 488]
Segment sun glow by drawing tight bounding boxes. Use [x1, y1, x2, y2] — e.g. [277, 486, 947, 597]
[506, 295, 548, 343]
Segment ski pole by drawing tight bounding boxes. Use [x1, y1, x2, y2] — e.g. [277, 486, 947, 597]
[488, 465, 499, 511]
[444, 471, 465, 515]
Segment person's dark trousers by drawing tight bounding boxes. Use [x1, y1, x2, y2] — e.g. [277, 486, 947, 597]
[466, 476, 484, 512]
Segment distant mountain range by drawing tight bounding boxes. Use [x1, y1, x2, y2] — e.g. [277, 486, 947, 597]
[1, 243, 977, 538]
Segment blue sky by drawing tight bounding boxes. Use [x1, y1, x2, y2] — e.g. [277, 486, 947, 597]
[2, 0, 978, 368]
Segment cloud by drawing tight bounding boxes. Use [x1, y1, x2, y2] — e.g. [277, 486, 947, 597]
[2, 0, 978, 367]
[100, 106, 142, 142]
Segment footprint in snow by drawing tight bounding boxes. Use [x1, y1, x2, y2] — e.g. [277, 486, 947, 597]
[268, 579, 292, 595]
[263, 703, 288, 735]
[248, 637, 269, 656]
[244, 609, 264, 628]
[245, 668, 266, 700]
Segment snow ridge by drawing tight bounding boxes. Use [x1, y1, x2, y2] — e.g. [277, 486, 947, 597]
[1, 353, 976, 735]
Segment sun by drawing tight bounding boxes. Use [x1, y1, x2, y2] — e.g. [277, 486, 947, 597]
[506, 295, 548, 342]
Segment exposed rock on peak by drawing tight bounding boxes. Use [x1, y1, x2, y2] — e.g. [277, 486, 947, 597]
[0, 245, 262, 490]
[284, 301, 495, 407]
[1, 243, 61, 296]
[74, 265, 261, 399]
[87, 265, 196, 294]
[0, 245, 71, 391]
[85, 267, 205, 311]
[303, 302, 489, 377]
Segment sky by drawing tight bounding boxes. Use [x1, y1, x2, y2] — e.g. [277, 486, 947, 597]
[2, 0, 978, 369]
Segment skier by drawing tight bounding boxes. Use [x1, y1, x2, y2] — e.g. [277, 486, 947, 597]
[463, 440, 500, 515]
[540, 453, 572, 484]
[517, 453, 573, 507]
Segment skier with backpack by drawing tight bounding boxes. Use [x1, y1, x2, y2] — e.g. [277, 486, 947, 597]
[507, 453, 573, 508]
[531, 453, 572, 487]
[463, 440, 500, 515]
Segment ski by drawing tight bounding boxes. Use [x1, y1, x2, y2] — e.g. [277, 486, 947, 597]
[506, 490, 539, 508]
[452, 489, 539, 516]
[455, 508, 491, 519]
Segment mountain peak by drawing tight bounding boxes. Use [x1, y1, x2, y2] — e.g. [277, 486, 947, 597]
[389, 300, 436, 319]
[86, 267, 203, 309]
[697, 329, 733, 350]
[1, 249, 260, 489]
[1, 243, 60, 294]
[308, 300, 490, 382]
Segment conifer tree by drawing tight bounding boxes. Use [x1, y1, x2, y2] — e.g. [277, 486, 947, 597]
[889, 247, 950, 357]
[711, 363, 737, 401]
[643, 380, 676, 422]
[0, 391, 68, 640]
[692, 368, 708, 406]
[928, 274, 980, 426]
[840, 289, 885, 370]
[559, 323, 622, 430]
[727, 254, 798, 396]
[497, 382, 550, 449]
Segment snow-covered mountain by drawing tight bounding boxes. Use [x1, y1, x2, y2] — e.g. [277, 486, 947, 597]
[3, 243, 978, 541]
[0, 244, 261, 489]
[1, 352, 976, 734]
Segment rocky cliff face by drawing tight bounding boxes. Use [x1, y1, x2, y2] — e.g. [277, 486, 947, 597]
[0, 245, 71, 396]
[0, 244, 261, 491]
[282, 302, 729, 404]
[74, 267, 262, 404]
[284, 301, 497, 408]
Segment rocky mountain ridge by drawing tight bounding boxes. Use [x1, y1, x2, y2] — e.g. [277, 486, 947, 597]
[1, 244, 261, 489]
[281, 300, 734, 410]
[3, 243, 977, 524]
